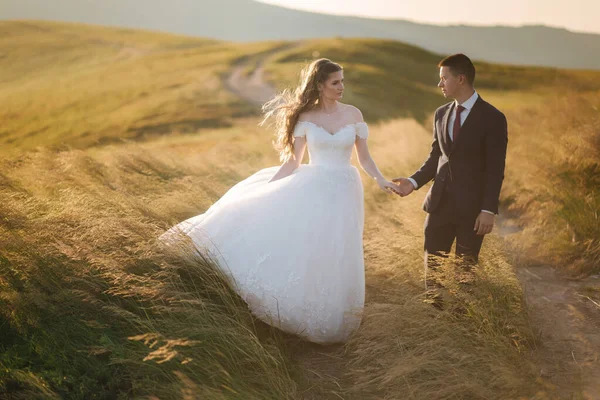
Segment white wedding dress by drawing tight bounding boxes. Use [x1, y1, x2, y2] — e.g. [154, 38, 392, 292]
[159, 121, 369, 343]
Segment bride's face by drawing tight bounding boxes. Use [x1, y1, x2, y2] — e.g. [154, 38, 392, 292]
[319, 71, 344, 101]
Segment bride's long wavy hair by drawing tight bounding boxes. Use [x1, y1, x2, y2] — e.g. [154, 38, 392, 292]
[261, 58, 343, 162]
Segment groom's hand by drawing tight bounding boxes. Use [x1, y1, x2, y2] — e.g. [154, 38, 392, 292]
[474, 212, 495, 235]
[391, 177, 414, 197]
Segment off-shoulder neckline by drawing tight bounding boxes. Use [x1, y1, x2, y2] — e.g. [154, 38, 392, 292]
[297, 120, 367, 137]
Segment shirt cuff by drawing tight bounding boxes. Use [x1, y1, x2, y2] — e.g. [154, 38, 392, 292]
[407, 178, 418, 189]
[481, 210, 496, 215]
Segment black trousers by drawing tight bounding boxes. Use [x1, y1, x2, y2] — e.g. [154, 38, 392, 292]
[423, 188, 484, 288]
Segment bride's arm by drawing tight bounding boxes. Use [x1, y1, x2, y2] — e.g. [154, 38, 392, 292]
[350, 106, 398, 194]
[268, 137, 307, 183]
[355, 139, 396, 193]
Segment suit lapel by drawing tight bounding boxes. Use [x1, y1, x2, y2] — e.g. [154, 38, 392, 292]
[450, 96, 484, 155]
[440, 103, 454, 155]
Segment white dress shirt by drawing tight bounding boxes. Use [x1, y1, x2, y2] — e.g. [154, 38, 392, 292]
[449, 90, 479, 141]
[408, 90, 495, 215]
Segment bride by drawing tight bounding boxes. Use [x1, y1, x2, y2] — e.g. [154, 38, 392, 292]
[160, 58, 399, 343]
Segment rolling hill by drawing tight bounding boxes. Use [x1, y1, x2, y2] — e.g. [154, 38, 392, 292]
[3, 20, 600, 155]
[2, 0, 600, 69]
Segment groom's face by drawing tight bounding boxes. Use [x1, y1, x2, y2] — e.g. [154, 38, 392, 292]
[438, 66, 460, 98]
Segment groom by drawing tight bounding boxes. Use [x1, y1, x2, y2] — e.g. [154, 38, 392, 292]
[394, 53, 508, 291]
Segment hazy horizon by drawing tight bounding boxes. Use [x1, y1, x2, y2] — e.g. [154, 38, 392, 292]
[2, 0, 599, 69]
[257, 0, 600, 35]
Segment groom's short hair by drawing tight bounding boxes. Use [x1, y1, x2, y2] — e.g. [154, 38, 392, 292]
[438, 54, 476, 86]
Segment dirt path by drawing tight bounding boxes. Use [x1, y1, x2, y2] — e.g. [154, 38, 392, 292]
[499, 219, 600, 399]
[224, 43, 301, 106]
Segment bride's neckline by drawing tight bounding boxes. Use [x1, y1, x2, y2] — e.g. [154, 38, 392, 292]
[297, 120, 367, 136]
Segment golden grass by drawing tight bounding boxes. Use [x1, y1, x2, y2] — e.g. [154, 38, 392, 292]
[0, 21, 278, 153]
[0, 140, 298, 399]
[330, 119, 539, 399]
[1, 116, 541, 399]
[498, 91, 600, 277]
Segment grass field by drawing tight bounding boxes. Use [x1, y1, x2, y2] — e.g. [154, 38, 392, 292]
[1, 20, 599, 399]
[0, 21, 278, 153]
[499, 91, 600, 277]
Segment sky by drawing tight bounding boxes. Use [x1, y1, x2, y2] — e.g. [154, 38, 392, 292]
[257, 0, 600, 34]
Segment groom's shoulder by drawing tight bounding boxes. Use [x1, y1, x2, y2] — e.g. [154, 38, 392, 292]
[434, 101, 453, 118]
[479, 98, 506, 121]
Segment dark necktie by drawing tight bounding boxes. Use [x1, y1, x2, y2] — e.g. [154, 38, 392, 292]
[452, 105, 465, 141]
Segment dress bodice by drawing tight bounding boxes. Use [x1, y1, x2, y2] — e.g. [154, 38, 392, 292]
[293, 121, 369, 167]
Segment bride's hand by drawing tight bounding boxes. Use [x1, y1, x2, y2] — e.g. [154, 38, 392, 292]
[376, 178, 400, 195]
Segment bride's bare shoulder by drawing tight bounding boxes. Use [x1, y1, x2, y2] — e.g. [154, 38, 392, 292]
[340, 103, 364, 123]
[297, 109, 316, 123]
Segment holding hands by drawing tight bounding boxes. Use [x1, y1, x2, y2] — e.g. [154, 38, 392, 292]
[385, 177, 496, 235]
[375, 177, 402, 195]
[391, 177, 415, 197]
[374, 177, 416, 197]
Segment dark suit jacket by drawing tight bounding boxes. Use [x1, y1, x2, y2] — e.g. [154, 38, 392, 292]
[410, 95, 508, 218]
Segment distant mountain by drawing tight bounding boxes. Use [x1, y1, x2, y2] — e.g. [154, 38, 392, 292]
[2, 0, 599, 70]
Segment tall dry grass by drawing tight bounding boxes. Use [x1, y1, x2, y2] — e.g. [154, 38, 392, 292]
[0, 131, 299, 399]
[1, 117, 541, 399]
[334, 119, 539, 399]
[498, 91, 600, 277]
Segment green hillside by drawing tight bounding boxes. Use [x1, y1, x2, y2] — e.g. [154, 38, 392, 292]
[263, 38, 600, 119]
[2, 21, 600, 154]
[0, 21, 273, 152]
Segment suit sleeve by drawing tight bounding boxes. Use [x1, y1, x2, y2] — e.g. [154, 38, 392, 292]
[482, 112, 508, 214]
[410, 110, 441, 189]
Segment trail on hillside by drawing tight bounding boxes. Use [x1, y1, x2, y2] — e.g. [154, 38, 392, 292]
[224, 43, 301, 106]
[499, 219, 600, 399]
